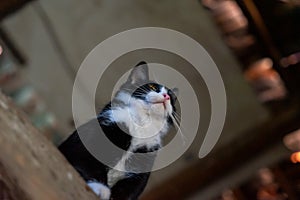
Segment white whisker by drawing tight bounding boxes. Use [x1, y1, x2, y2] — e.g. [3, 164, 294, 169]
[172, 111, 181, 121]
[170, 114, 186, 145]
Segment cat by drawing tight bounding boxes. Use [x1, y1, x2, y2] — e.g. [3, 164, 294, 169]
[59, 61, 178, 200]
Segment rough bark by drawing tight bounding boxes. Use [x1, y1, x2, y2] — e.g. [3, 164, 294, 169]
[0, 92, 99, 200]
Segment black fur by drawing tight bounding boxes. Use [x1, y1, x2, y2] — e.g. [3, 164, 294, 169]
[59, 113, 151, 199]
[59, 62, 178, 200]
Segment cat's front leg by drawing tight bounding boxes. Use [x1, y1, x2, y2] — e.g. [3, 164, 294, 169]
[110, 173, 150, 200]
[87, 181, 111, 200]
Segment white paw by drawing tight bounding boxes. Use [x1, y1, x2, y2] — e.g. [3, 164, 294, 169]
[87, 181, 111, 199]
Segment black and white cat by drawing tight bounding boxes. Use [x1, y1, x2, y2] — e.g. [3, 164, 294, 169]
[59, 61, 178, 200]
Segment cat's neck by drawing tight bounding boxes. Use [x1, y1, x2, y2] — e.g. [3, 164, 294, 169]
[100, 91, 170, 150]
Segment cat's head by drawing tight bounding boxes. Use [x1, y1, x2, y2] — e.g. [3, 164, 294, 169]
[113, 61, 178, 134]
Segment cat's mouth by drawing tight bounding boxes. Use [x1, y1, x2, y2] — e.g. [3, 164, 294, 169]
[153, 101, 166, 108]
[152, 101, 165, 104]
[146, 93, 171, 110]
[150, 100, 169, 110]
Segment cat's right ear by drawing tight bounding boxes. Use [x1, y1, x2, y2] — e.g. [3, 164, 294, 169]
[127, 61, 149, 85]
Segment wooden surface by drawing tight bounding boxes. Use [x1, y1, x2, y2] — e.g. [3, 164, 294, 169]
[0, 92, 99, 200]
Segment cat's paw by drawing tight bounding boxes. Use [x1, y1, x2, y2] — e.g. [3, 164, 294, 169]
[87, 181, 111, 200]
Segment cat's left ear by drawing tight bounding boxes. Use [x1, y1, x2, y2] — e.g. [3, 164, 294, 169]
[127, 61, 149, 84]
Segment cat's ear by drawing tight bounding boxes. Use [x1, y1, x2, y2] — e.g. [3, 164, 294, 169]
[127, 61, 149, 84]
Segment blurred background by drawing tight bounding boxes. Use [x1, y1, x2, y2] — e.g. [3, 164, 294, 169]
[0, 0, 300, 199]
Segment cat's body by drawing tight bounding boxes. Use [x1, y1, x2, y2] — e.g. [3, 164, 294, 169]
[59, 62, 177, 200]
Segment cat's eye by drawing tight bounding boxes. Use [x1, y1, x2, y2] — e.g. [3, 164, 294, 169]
[149, 84, 157, 91]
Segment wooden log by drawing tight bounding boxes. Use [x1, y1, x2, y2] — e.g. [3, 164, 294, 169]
[0, 92, 99, 200]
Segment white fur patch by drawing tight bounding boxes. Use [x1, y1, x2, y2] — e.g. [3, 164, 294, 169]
[106, 87, 173, 187]
[115, 91, 131, 103]
[111, 89, 171, 140]
[107, 164, 127, 187]
[87, 181, 111, 199]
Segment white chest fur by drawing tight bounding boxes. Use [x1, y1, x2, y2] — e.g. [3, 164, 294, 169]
[106, 92, 170, 187]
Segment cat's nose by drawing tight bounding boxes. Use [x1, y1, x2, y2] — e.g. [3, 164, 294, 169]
[163, 93, 170, 100]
